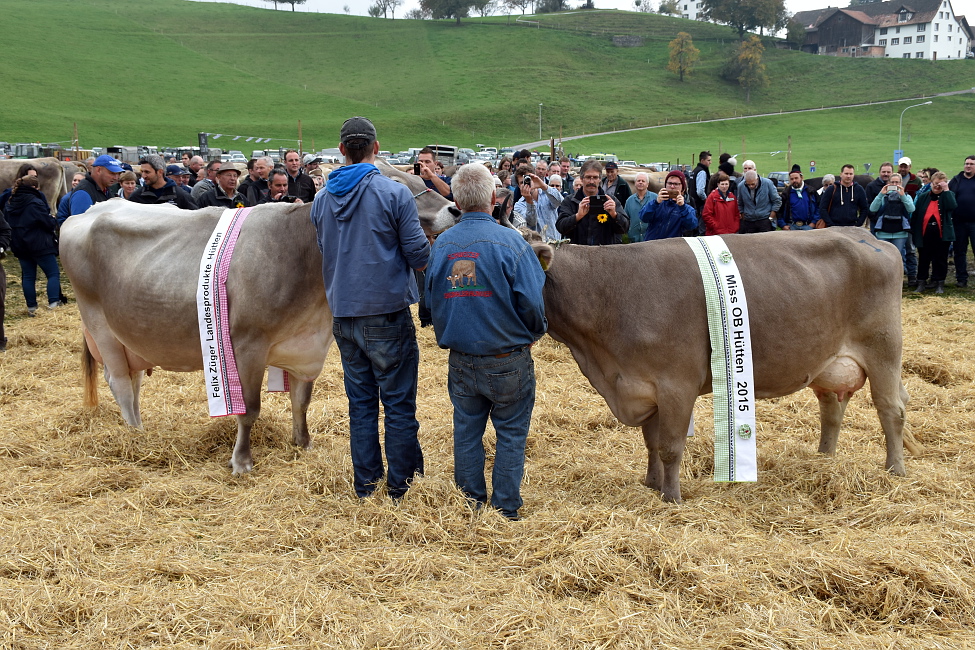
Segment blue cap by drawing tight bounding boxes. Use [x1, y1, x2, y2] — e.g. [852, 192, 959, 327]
[93, 155, 124, 173]
[166, 164, 189, 176]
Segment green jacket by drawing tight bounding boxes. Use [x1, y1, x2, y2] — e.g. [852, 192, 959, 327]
[911, 189, 957, 247]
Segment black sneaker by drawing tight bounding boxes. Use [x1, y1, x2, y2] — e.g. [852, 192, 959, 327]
[0, 338, 6, 352]
[958, 280, 968, 288]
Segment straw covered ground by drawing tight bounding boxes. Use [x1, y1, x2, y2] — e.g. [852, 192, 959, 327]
[1, 267, 974, 648]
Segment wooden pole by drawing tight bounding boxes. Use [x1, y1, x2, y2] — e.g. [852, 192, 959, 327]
[73, 122, 80, 161]
[298, 120, 303, 155]
[787, 135, 792, 172]
[741, 135, 746, 157]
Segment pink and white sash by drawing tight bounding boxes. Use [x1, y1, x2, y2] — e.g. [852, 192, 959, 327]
[197, 207, 289, 417]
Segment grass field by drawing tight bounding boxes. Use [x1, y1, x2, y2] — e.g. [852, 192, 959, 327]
[3, 0, 975, 156]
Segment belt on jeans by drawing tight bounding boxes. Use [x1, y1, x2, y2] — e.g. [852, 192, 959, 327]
[467, 346, 526, 359]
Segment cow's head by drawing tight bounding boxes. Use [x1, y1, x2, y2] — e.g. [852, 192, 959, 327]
[375, 159, 461, 236]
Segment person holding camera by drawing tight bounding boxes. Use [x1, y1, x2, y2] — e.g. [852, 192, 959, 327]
[513, 171, 563, 241]
[556, 160, 628, 245]
[412, 147, 452, 199]
[255, 169, 304, 204]
[869, 173, 915, 279]
[912, 171, 957, 294]
[639, 170, 697, 241]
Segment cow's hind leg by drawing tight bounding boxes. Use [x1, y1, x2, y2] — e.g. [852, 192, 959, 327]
[97, 341, 143, 428]
[869, 376, 909, 477]
[289, 374, 315, 450]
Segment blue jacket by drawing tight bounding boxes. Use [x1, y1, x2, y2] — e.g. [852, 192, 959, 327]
[311, 164, 430, 318]
[780, 184, 818, 228]
[625, 191, 656, 242]
[639, 198, 697, 241]
[426, 212, 547, 356]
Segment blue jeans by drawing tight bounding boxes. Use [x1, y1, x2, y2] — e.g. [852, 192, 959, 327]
[332, 308, 423, 499]
[880, 235, 917, 277]
[18, 254, 61, 309]
[448, 347, 536, 519]
[953, 220, 975, 283]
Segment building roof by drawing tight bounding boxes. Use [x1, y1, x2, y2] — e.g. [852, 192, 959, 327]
[794, 0, 947, 31]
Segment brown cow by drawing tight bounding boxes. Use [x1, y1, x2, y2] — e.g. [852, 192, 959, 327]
[0, 157, 67, 214]
[528, 228, 910, 503]
[60, 161, 459, 474]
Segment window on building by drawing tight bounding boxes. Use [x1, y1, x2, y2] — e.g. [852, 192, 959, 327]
[896, 26, 901, 33]
[905, 36, 912, 43]
[948, 24, 952, 31]
[891, 37, 900, 45]
[917, 35, 925, 42]
[903, 52, 911, 57]
[879, 38, 888, 45]
[948, 36, 952, 41]
[934, 35, 939, 41]
[916, 51, 924, 58]
[880, 27, 888, 35]
[917, 23, 925, 31]
[935, 23, 939, 30]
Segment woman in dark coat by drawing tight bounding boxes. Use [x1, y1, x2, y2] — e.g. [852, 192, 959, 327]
[4, 175, 62, 315]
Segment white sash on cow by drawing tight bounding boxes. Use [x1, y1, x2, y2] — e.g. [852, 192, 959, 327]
[197, 207, 289, 418]
[685, 236, 757, 482]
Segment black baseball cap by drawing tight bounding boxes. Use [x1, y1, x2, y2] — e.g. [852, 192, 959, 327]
[340, 116, 376, 150]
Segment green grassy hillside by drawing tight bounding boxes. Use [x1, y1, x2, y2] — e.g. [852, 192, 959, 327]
[3, 0, 974, 156]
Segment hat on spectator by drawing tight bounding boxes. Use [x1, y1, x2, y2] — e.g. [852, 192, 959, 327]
[120, 162, 133, 172]
[93, 155, 124, 173]
[791, 164, 802, 173]
[898, 156, 912, 166]
[664, 170, 687, 192]
[340, 116, 376, 150]
[166, 164, 185, 176]
[303, 154, 323, 165]
[493, 176, 503, 187]
[215, 162, 241, 176]
[605, 161, 618, 170]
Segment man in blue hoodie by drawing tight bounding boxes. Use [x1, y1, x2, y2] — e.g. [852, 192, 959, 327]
[311, 117, 430, 500]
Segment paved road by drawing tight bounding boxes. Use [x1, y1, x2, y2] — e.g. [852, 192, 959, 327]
[512, 88, 975, 151]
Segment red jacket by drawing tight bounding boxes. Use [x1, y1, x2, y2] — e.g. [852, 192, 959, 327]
[702, 189, 740, 235]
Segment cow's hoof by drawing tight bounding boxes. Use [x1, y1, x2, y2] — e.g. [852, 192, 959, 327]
[229, 456, 254, 475]
[886, 462, 907, 477]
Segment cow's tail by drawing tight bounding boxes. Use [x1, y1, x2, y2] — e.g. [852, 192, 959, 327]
[82, 336, 98, 408]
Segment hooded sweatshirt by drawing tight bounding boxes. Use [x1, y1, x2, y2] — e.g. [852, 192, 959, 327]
[310, 164, 430, 317]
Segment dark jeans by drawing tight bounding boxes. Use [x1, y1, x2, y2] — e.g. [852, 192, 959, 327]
[448, 347, 536, 519]
[332, 308, 423, 499]
[917, 229, 950, 282]
[18, 254, 61, 309]
[953, 219, 975, 283]
[739, 218, 774, 234]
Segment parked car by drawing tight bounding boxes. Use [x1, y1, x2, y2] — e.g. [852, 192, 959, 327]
[620, 160, 637, 167]
[767, 171, 789, 187]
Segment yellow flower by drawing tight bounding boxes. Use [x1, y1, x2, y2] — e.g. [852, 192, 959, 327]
[597, 212, 608, 223]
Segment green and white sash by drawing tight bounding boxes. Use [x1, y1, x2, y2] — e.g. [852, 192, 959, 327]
[685, 236, 757, 482]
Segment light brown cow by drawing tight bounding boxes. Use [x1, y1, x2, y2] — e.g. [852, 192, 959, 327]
[60, 161, 459, 474]
[529, 228, 911, 503]
[0, 157, 67, 214]
[449, 259, 477, 287]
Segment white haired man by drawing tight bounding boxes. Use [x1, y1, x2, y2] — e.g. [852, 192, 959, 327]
[426, 163, 547, 521]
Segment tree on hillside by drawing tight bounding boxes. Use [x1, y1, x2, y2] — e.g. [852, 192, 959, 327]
[283, 0, 306, 10]
[421, 0, 474, 24]
[632, 0, 653, 12]
[785, 18, 806, 48]
[405, 6, 432, 18]
[538, 0, 569, 12]
[667, 32, 700, 81]
[700, 0, 786, 38]
[368, 0, 403, 18]
[658, 0, 679, 15]
[264, 0, 279, 8]
[473, 0, 499, 15]
[724, 35, 769, 102]
[506, 0, 532, 14]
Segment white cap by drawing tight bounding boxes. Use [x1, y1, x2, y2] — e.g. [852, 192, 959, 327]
[898, 156, 912, 166]
[493, 176, 503, 187]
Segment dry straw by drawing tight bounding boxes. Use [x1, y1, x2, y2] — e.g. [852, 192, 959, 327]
[1, 268, 974, 647]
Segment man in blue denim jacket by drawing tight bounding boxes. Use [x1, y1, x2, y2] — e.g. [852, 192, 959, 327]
[311, 116, 430, 500]
[426, 163, 548, 520]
